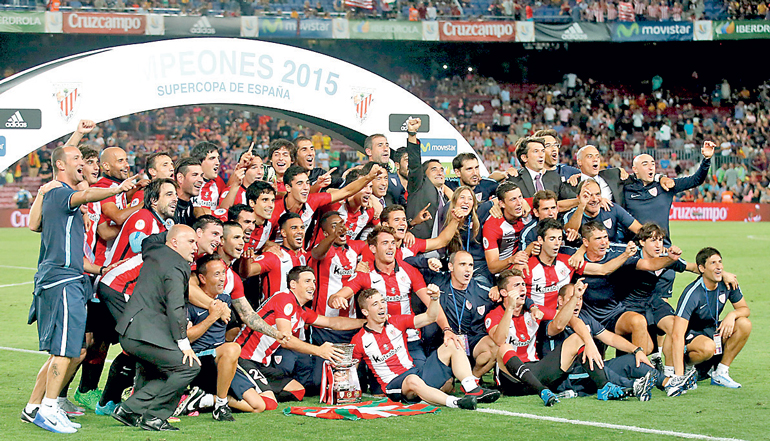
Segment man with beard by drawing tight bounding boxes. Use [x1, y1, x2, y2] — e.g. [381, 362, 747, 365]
[445, 153, 500, 202]
[293, 136, 342, 189]
[228, 204, 256, 239]
[94, 179, 179, 416]
[131, 152, 175, 207]
[386, 148, 408, 207]
[174, 158, 204, 227]
[191, 142, 226, 216]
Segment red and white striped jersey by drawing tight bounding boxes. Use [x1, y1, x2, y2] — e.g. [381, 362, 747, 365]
[485, 308, 541, 362]
[85, 201, 101, 259]
[270, 192, 332, 244]
[104, 208, 167, 266]
[360, 238, 427, 266]
[246, 220, 273, 253]
[342, 261, 426, 342]
[482, 216, 525, 260]
[253, 247, 308, 300]
[309, 240, 368, 318]
[220, 185, 248, 207]
[130, 189, 144, 208]
[351, 315, 415, 390]
[524, 254, 585, 320]
[91, 176, 128, 266]
[192, 177, 227, 209]
[236, 291, 319, 364]
[101, 254, 144, 300]
[225, 266, 245, 301]
[329, 201, 378, 240]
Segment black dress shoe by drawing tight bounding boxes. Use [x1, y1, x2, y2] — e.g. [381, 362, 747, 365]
[139, 416, 179, 431]
[112, 404, 141, 427]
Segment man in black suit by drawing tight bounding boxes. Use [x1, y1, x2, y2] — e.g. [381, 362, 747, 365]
[565, 145, 631, 206]
[405, 118, 448, 240]
[508, 137, 577, 212]
[113, 224, 201, 431]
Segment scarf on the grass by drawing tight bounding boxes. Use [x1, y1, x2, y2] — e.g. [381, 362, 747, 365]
[284, 398, 440, 420]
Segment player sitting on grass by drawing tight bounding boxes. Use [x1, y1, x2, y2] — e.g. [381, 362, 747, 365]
[352, 288, 501, 410]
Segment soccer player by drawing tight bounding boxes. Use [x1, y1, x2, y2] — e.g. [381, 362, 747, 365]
[317, 165, 379, 243]
[235, 266, 366, 401]
[241, 212, 309, 301]
[130, 151, 174, 207]
[228, 204, 256, 238]
[352, 288, 500, 409]
[23, 145, 136, 433]
[488, 269, 628, 405]
[564, 179, 642, 244]
[308, 212, 369, 345]
[422, 251, 499, 378]
[482, 182, 528, 275]
[173, 157, 204, 227]
[669, 248, 751, 390]
[244, 180, 277, 253]
[364, 133, 392, 165]
[219, 149, 264, 210]
[519, 190, 560, 252]
[267, 139, 294, 193]
[292, 135, 342, 189]
[328, 225, 432, 367]
[445, 152, 500, 202]
[191, 141, 226, 216]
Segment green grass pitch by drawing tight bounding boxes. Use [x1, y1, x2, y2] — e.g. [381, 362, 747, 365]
[0, 222, 768, 440]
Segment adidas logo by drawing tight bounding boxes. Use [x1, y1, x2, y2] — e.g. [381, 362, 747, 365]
[6, 111, 27, 128]
[561, 23, 588, 41]
[190, 16, 215, 34]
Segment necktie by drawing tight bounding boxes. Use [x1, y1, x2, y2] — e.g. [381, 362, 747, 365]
[535, 173, 545, 192]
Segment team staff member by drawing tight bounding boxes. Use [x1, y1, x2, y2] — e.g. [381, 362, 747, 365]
[23, 145, 136, 433]
[445, 153, 501, 202]
[405, 118, 448, 240]
[113, 225, 202, 432]
[564, 179, 642, 245]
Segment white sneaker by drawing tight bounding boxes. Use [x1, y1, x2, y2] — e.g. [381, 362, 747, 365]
[684, 365, 698, 390]
[34, 408, 77, 434]
[57, 408, 81, 429]
[711, 371, 742, 388]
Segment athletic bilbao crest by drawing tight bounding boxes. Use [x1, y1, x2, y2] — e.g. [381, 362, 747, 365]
[649, 187, 658, 197]
[352, 89, 374, 123]
[603, 218, 613, 229]
[53, 83, 81, 122]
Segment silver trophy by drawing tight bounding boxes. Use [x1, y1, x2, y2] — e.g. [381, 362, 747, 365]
[329, 343, 361, 403]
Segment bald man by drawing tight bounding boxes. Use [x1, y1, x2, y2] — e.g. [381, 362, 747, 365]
[114, 224, 202, 431]
[565, 145, 632, 206]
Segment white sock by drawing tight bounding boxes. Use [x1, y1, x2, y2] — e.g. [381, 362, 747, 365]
[215, 396, 228, 409]
[41, 397, 58, 412]
[445, 397, 458, 408]
[461, 376, 478, 392]
[25, 403, 40, 413]
[716, 363, 730, 376]
[199, 393, 216, 408]
[663, 365, 674, 377]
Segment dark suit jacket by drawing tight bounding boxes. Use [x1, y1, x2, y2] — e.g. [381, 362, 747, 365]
[385, 171, 407, 207]
[565, 168, 631, 206]
[406, 139, 447, 239]
[508, 168, 577, 200]
[116, 240, 190, 351]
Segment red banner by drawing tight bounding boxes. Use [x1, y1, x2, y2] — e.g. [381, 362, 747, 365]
[63, 12, 145, 34]
[0, 208, 30, 228]
[438, 21, 516, 42]
[669, 202, 770, 222]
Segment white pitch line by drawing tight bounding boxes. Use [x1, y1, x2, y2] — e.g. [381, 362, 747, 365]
[0, 265, 37, 270]
[0, 346, 113, 363]
[0, 281, 33, 288]
[476, 408, 746, 441]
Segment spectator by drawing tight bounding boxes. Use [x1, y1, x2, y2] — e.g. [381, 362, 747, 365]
[14, 187, 32, 209]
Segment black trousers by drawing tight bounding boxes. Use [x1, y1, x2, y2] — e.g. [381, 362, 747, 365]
[119, 337, 200, 420]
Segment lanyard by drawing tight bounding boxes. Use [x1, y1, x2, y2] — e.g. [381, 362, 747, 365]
[449, 284, 465, 334]
[701, 279, 720, 329]
[465, 216, 472, 251]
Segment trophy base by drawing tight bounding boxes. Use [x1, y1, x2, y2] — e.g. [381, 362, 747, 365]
[331, 389, 362, 405]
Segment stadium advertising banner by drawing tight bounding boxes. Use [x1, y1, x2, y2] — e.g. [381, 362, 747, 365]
[534, 22, 610, 42]
[348, 20, 422, 40]
[669, 202, 770, 222]
[713, 20, 770, 40]
[164, 16, 241, 37]
[257, 18, 333, 39]
[438, 21, 516, 42]
[693, 20, 712, 41]
[611, 21, 693, 42]
[0, 11, 46, 33]
[0, 38, 483, 174]
[62, 12, 145, 34]
[0, 208, 30, 228]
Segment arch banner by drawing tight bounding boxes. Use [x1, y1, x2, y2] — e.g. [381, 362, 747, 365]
[0, 37, 484, 174]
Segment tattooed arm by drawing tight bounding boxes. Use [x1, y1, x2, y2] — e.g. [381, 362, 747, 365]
[231, 297, 289, 344]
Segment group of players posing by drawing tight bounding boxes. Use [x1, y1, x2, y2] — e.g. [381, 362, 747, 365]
[24, 117, 752, 432]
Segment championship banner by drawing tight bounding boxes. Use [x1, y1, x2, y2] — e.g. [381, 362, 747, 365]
[515, 21, 535, 42]
[422, 20, 439, 41]
[164, 15, 241, 37]
[146, 13, 164, 35]
[0, 11, 46, 33]
[348, 20, 422, 40]
[535, 22, 610, 42]
[62, 12, 145, 35]
[693, 20, 712, 41]
[284, 399, 440, 420]
[0, 208, 30, 228]
[713, 20, 770, 40]
[669, 202, 770, 222]
[257, 18, 332, 38]
[611, 21, 693, 42]
[438, 21, 516, 42]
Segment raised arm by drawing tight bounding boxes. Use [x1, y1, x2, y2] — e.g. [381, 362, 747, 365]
[583, 242, 637, 276]
[413, 284, 441, 329]
[230, 296, 285, 342]
[327, 164, 382, 204]
[672, 141, 714, 193]
[28, 180, 63, 232]
[69, 174, 138, 209]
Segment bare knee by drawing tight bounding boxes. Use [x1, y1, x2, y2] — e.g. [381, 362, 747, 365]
[734, 317, 752, 335]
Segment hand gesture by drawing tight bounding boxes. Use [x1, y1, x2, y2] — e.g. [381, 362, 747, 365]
[619, 167, 629, 181]
[182, 349, 201, 367]
[355, 260, 370, 273]
[117, 174, 141, 194]
[237, 143, 254, 170]
[412, 203, 432, 226]
[428, 258, 442, 272]
[406, 118, 421, 133]
[702, 140, 716, 159]
[532, 238, 542, 256]
[366, 164, 383, 181]
[317, 167, 337, 189]
[567, 173, 580, 187]
[76, 119, 96, 134]
[565, 228, 580, 242]
[578, 186, 592, 209]
[667, 245, 682, 261]
[488, 286, 501, 302]
[530, 306, 544, 321]
[275, 330, 290, 345]
[233, 167, 246, 184]
[624, 241, 638, 256]
[329, 294, 349, 310]
[660, 176, 676, 191]
[319, 342, 345, 362]
[426, 284, 440, 299]
[574, 278, 587, 298]
[598, 198, 614, 211]
[505, 167, 519, 178]
[38, 180, 62, 197]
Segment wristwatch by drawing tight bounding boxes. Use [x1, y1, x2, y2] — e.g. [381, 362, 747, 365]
[633, 347, 644, 355]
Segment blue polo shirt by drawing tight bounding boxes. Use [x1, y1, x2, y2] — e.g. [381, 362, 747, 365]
[563, 203, 636, 244]
[580, 249, 640, 325]
[35, 183, 85, 287]
[676, 278, 743, 333]
[537, 311, 605, 359]
[617, 251, 688, 306]
[187, 293, 232, 353]
[423, 272, 495, 337]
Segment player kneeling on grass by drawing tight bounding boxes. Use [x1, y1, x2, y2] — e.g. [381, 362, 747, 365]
[542, 282, 662, 401]
[669, 247, 751, 390]
[488, 269, 628, 406]
[352, 288, 501, 410]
